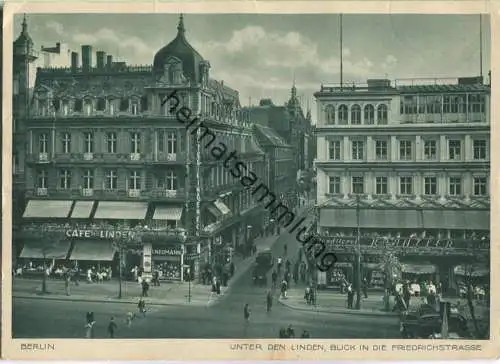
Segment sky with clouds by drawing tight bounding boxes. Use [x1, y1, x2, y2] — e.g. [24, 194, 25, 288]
[14, 13, 491, 119]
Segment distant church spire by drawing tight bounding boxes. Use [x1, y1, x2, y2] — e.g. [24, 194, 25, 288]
[177, 14, 185, 36]
[22, 14, 28, 33]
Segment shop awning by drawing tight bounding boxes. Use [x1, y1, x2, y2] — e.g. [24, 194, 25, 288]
[22, 200, 73, 219]
[358, 209, 422, 229]
[401, 263, 436, 274]
[153, 206, 183, 220]
[70, 201, 95, 219]
[319, 209, 357, 227]
[94, 201, 148, 220]
[207, 204, 223, 219]
[19, 240, 71, 259]
[214, 199, 231, 215]
[454, 264, 489, 277]
[319, 208, 422, 229]
[69, 240, 116, 261]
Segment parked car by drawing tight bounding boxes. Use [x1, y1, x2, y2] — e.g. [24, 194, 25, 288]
[400, 303, 469, 338]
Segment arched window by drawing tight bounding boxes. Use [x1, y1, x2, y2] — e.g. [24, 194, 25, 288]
[338, 105, 348, 124]
[351, 104, 361, 125]
[325, 105, 335, 124]
[120, 98, 129, 112]
[364, 104, 374, 124]
[377, 104, 388, 124]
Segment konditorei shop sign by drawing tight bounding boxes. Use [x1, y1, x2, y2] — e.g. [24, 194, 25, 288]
[323, 236, 490, 252]
[65, 229, 136, 240]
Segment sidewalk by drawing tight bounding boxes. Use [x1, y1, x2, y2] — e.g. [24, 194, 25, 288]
[13, 201, 316, 307]
[279, 287, 490, 320]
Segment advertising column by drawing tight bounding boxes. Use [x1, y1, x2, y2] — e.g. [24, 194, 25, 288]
[143, 243, 152, 280]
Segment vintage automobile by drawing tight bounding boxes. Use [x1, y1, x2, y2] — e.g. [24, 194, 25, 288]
[252, 249, 274, 286]
[399, 303, 469, 339]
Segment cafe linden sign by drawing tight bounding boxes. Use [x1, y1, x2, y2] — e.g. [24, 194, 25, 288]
[65, 229, 136, 240]
[323, 236, 490, 253]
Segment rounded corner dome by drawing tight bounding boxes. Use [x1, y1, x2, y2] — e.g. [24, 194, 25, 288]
[152, 15, 205, 82]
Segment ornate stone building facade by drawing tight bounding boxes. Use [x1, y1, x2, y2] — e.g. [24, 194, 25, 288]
[14, 15, 266, 282]
[313, 77, 490, 291]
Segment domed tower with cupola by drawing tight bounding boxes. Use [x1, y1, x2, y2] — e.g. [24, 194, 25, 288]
[153, 14, 210, 88]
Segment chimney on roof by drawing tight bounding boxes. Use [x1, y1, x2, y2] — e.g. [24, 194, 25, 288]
[96, 51, 106, 69]
[56, 42, 61, 52]
[106, 55, 113, 69]
[71, 52, 79, 72]
[81, 45, 93, 72]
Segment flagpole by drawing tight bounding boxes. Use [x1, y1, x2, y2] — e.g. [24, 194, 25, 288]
[339, 13, 343, 90]
[479, 14, 483, 78]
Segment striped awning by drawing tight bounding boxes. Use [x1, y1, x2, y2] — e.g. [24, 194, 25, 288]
[23, 200, 73, 219]
[214, 199, 231, 215]
[69, 240, 116, 261]
[319, 208, 422, 229]
[422, 210, 489, 230]
[401, 263, 437, 274]
[94, 201, 148, 220]
[19, 240, 71, 259]
[70, 201, 95, 219]
[153, 206, 183, 220]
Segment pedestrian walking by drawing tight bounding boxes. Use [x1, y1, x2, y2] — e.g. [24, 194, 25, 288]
[86, 311, 95, 325]
[281, 279, 288, 299]
[141, 279, 149, 297]
[64, 273, 71, 296]
[362, 278, 368, 299]
[138, 298, 146, 317]
[107, 317, 117, 338]
[286, 324, 295, 338]
[271, 270, 277, 288]
[126, 311, 135, 328]
[301, 330, 310, 338]
[346, 283, 354, 309]
[84, 320, 95, 339]
[244, 303, 251, 323]
[266, 290, 273, 312]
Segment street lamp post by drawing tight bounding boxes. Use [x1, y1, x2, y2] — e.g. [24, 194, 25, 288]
[186, 266, 192, 303]
[355, 195, 362, 310]
[118, 246, 123, 299]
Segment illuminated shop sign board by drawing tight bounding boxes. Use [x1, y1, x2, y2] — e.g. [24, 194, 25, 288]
[322, 236, 489, 253]
[152, 246, 183, 256]
[65, 229, 136, 240]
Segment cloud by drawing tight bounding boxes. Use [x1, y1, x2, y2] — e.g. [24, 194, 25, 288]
[45, 20, 64, 36]
[382, 54, 398, 70]
[72, 28, 155, 64]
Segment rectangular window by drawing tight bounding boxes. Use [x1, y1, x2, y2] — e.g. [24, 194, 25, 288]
[449, 140, 461, 160]
[129, 170, 141, 190]
[473, 177, 487, 196]
[400, 176, 413, 195]
[468, 94, 485, 113]
[328, 141, 341, 160]
[424, 177, 437, 195]
[83, 169, 94, 189]
[106, 132, 117, 153]
[449, 177, 462, 196]
[59, 169, 71, 189]
[39, 133, 48, 154]
[328, 176, 341, 194]
[131, 132, 141, 154]
[167, 132, 177, 154]
[37, 170, 48, 189]
[352, 176, 364, 194]
[158, 130, 165, 152]
[105, 169, 118, 190]
[424, 140, 437, 160]
[399, 140, 412, 160]
[352, 141, 364, 160]
[375, 177, 388, 194]
[473, 140, 487, 160]
[166, 170, 178, 190]
[375, 140, 388, 160]
[84, 132, 94, 154]
[61, 133, 71, 154]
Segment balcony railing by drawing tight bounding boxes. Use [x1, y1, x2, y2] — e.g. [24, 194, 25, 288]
[128, 189, 141, 198]
[36, 188, 48, 196]
[83, 153, 94, 161]
[150, 188, 186, 199]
